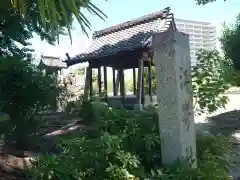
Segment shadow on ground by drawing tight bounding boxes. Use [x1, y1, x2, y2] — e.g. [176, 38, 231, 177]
[195, 110, 240, 179]
[207, 110, 240, 136]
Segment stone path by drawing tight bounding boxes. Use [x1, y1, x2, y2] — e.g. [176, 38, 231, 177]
[39, 112, 81, 135]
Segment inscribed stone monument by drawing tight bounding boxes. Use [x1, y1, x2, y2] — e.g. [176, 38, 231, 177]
[152, 31, 197, 167]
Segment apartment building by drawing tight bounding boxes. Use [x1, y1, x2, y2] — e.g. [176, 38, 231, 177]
[175, 19, 217, 65]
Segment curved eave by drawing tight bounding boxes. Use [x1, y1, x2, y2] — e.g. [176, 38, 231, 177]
[38, 60, 67, 69]
[65, 58, 88, 67]
[65, 46, 150, 67]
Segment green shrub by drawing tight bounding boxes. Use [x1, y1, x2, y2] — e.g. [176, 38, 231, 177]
[64, 97, 85, 116]
[29, 103, 232, 180]
[29, 153, 80, 180]
[0, 56, 63, 149]
[64, 93, 108, 123]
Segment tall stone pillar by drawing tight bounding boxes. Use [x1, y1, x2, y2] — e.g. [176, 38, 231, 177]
[152, 31, 197, 167]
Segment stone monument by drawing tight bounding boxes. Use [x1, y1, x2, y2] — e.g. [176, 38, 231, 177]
[152, 30, 197, 167]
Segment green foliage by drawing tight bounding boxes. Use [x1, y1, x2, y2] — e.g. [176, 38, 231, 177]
[29, 103, 232, 180]
[195, 134, 231, 179]
[65, 93, 108, 123]
[11, 0, 106, 42]
[0, 2, 53, 58]
[0, 112, 10, 138]
[0, 1, 33, 58]
[0, 56, 63, 149]
[230, 71, 240, 86]
[192, 49, 232, 114]
[1, 0, 105, 59]
[0, 112, 9, 122]
[220, 14, 240, 86]
[195, 0, 226, 5]
[221, 15, 240, 72]
[65, 94, 95, 121]
[29, 153, 80, 180]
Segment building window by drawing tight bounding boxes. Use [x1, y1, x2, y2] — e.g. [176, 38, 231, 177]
[186, 25, 193, 29]
[194, 25, 201, 29]
[194, 29, 201, 34]
[194, 34, 201, 38]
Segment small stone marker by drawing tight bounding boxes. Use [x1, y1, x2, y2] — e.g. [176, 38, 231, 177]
[152, 31, 197, 167]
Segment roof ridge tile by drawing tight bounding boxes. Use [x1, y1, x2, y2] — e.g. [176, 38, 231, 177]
[93, 7, 171, 38]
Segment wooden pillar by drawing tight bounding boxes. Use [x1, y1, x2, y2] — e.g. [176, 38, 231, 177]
[103, 66, 108, 96]
[84, 67, 90, 99]
[97, 66, 102, 95]
[89, 67, 93, 96]
[137, 58, 144, 108]
[116, 70, 120, 95]
[84, 67, 93, 98]
[133, 68, 136, 95]
[55, 70, 61, 112]
[141, 67, 145, 105]
[119, 68, 125, 104]
[148, 61, 153, 102]
[112, 68, 117, 96]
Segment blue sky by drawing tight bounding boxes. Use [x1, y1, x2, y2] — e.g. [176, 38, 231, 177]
[30, 0, 240, 59]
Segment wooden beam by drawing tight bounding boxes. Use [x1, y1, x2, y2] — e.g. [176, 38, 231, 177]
[65, 53, 71, 60]
[97, 67, 102, 95]
[137, 58, 143, 105]
[133, 68, 136, 95]
[148, 61, 153, 102]
[112, 68, 117, 96]
[103, 66, 108, 97]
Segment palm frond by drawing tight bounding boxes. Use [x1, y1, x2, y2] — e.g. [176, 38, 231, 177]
[10, 0, 107, 43]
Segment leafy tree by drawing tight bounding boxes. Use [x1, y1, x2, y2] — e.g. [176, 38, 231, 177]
[77, 68, 86, 76]
[196, 0, 240, 86]
[0, 0, 106, 150]
[192, 49, 232, 114]
[221, 15, 240, 71]
[1, 1, 59, 58]
[0, 56, 63, 149]
[195, 0, 226, 5]
[0, 1, 32, 58]
[1, 0, 105, 58]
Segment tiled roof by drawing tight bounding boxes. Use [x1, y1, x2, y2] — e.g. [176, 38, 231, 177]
[66, 7, 176, 66]
[40, 56, 67, 68]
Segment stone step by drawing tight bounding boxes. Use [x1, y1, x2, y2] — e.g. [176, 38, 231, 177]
[38, 111, 82, 136]
[42, 114, 72, 120]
